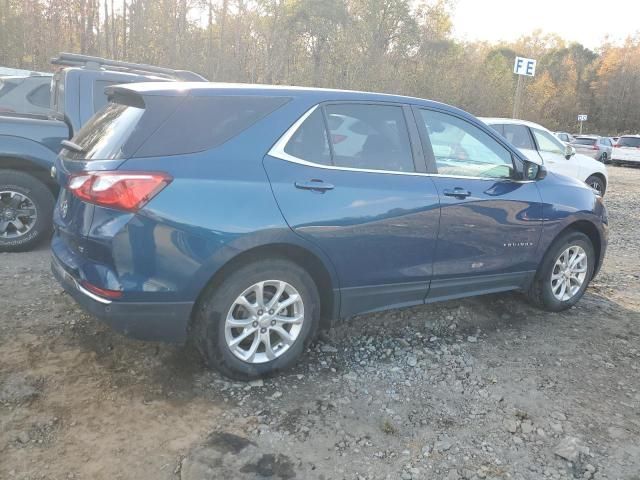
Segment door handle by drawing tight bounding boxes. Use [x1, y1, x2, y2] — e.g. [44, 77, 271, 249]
[294, 180, 335, 192]
[443, 188, 471, 199]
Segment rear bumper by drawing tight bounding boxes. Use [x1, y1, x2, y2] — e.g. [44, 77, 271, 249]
[52, 254, 193, 344]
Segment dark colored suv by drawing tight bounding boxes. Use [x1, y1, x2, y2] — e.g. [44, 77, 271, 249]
[51, 83, 608, 379]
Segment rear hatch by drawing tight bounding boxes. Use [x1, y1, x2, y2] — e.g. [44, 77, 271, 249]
[572, 137, 598, 155]
[612, 136, 640, 161]
[53, 89, 184, 249]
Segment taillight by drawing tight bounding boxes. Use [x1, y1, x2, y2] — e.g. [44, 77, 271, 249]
[80, 280, 123, 299]
[68, 171, 172, 212]
[592, 144, 600, 150]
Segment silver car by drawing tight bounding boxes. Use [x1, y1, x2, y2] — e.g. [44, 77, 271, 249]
[555, 131, 575, 144]
[571, 136, 613, 163]
[0, 75, 52, 115]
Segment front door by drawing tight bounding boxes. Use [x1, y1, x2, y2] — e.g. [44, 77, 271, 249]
[416, 108, 544, 301]
[265, 102, 440, 316]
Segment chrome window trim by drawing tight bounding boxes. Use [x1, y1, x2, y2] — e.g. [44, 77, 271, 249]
[268, 104, 534, 183]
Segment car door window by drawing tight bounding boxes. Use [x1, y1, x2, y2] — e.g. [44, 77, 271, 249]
[419, 110, 514, 178]
[500, 124, 535, 150]
[283, 108, 332, 165]
[27, 84, 51, 108]
[531, 128, 565, 155]
[324, 104, 415, 172]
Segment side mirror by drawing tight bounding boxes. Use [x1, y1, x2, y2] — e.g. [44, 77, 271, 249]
[523, 161, 546, 180]
[565, 145, 576, 160]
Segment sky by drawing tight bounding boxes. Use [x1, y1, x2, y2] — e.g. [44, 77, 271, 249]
[452, 0, 639, 49]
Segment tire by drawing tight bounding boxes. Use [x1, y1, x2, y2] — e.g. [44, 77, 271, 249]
[0, 170, 55, 252]
[191, 258, 321, 379]
[600, 152, 608, 163]
[585, 174, 606, 196]
[526, 231, 595, 312]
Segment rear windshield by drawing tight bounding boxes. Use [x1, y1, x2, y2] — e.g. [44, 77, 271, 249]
[65, 94, 290, 160]
[64, 101, 146, 160]
[617, 136, 640, 147]
[573, 137, 596, 145]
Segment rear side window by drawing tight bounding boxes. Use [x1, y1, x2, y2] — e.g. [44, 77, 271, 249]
[617, 136, 640, 147]
[0, 79, 18, 98]
[573, 137, 596, 146]
[501, 124, 535, 150]
[27, 84, 51, 108]
[282, 103, 416, 173]
[136, 95, 290, 157]
[325, 104, 415, 172]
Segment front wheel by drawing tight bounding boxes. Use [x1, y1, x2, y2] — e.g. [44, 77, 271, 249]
[191, 258, 321, 379]
[585, 175, 606, 196]
[526, 231, 595, 312]
[0, 170, 55, 252]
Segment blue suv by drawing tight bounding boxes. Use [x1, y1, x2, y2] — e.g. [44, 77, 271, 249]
[51, 83, 608, 378]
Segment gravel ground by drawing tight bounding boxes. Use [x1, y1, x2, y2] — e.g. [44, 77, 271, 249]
[1, 166, 639, 480]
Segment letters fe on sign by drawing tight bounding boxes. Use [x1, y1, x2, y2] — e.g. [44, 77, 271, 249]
[577, 114, 588, 122]
[513, 56, 536, 77]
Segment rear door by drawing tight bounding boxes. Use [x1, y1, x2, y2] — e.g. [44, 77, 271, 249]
[416, 108, 543, 301]
[265, 102, 441, 316]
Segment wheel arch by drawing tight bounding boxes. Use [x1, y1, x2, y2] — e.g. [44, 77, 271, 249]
[0, 156, 58, 195]
[190, 242, 339, 332]
[555, 219, 604, 278]
[585, 172, 607, 194]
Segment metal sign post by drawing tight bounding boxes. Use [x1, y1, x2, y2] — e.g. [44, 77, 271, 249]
[512, 56, 537, 118]
[577, 114, 588, 134]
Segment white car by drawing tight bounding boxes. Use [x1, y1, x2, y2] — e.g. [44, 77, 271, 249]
[611, 135, 640, 165]
[481, 118, 609, 196]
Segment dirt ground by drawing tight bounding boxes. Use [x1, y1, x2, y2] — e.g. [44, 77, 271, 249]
[1, 166, 639, 480]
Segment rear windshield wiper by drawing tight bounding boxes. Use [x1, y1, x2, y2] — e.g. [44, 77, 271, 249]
[61, 140, 84, 153]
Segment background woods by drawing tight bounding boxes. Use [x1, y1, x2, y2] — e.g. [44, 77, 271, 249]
[1, 0, 639, 134]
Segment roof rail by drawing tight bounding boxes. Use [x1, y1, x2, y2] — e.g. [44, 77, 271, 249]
[50, 53, 207, 82]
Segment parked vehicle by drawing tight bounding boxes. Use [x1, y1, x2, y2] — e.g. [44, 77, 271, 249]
[0, 74, 52, 115]
[571, 135, 613, 163]
[610, 136, 619, 145]
[555, 131, 575, 144]
[51, 83, 608, 379]
[483, 118, 608, 195]
[610, 135, 640, 165]
[0, 53, 205, 252]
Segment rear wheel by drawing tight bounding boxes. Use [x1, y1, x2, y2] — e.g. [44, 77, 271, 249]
[191, 258, 320, 379]
[526, 231, 595, 312]
[0, 170, 54, 252]
[600, 152, 608, 163]
[585, 175, 606, 196]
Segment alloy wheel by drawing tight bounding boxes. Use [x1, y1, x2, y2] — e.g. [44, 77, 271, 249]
[0, 191, 38, 239]
[550, 245, 588, 301]
[224, 280, 305, 364]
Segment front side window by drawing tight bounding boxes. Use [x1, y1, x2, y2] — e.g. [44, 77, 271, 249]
[420, 109, 514, 178]
[282, 103, 415, 173]
[501, 124, 535, 150]
[532, 128, 565, 154]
